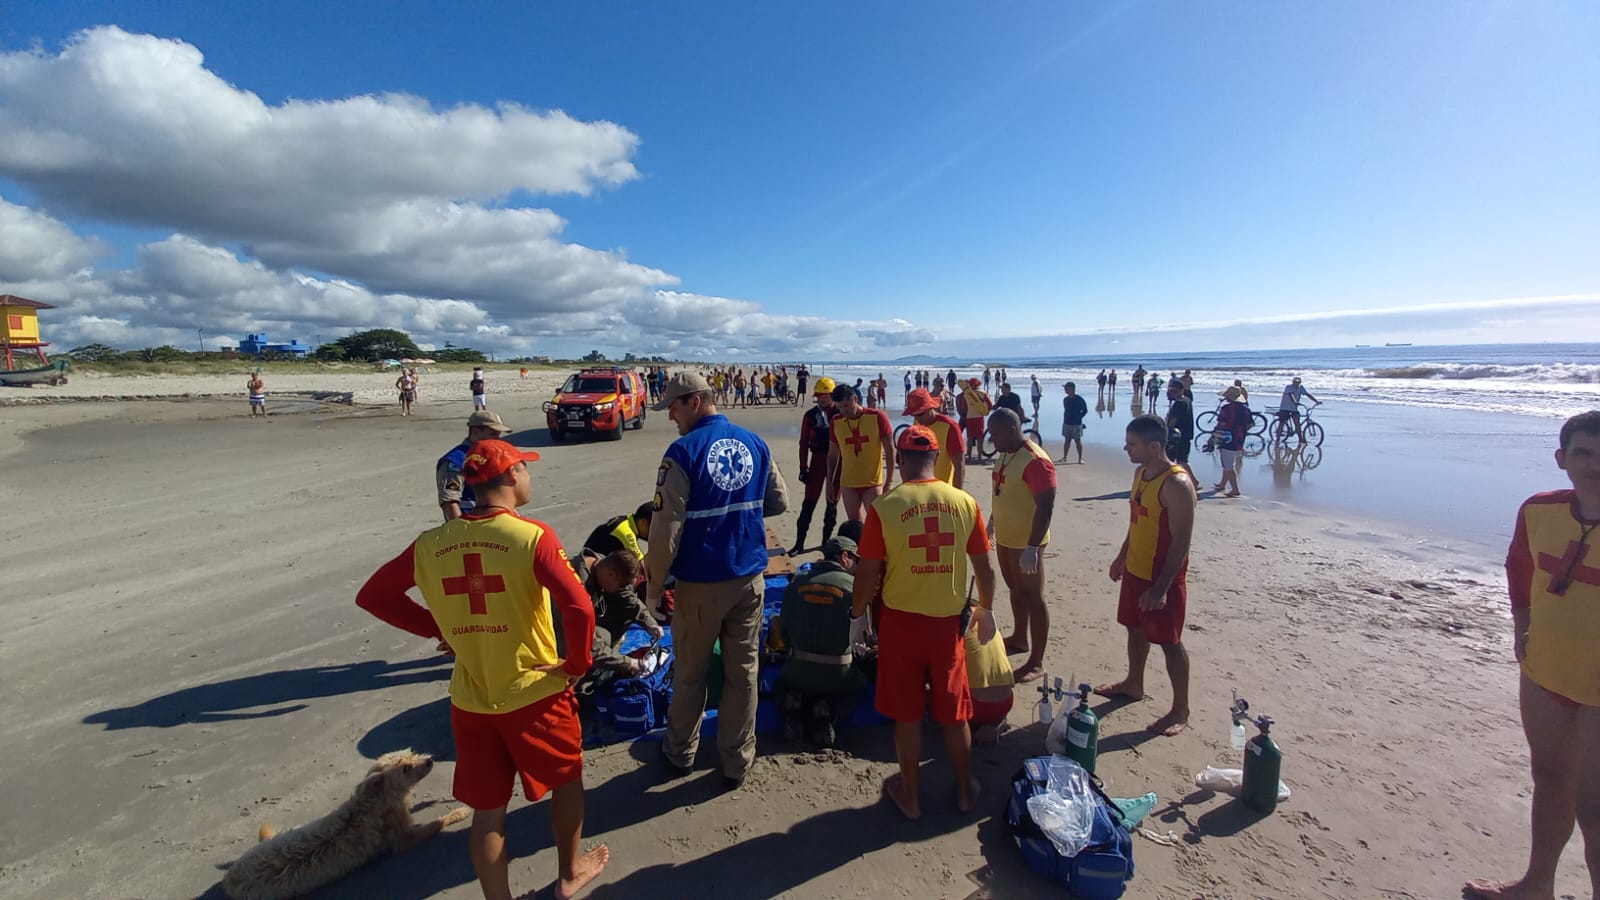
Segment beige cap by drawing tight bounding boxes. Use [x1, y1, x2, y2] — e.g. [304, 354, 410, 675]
[467, 410, 514, 433]
[653, 371, 713, 411]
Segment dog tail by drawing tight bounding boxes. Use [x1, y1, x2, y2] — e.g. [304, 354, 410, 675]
[258, 822, 276, 842]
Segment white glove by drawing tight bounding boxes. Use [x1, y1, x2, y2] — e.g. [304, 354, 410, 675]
[1020, 546, 1041, 575]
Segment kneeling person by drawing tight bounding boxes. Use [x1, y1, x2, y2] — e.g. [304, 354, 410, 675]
[563, 550, 664, 688]
[773, 536, 866, 747]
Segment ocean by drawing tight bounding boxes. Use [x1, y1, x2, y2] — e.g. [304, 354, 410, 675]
[798, 343, 1600, 555]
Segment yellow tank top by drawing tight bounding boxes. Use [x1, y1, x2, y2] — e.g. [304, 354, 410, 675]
[1126, 464, 1187, 581]
[413, 514, 566, 714]
[961, 384, 990, 418]
[931, 414, 962, 485]
[872, 480, 979, 617]
[991, 440, 1053, 549]
[833, 410, 888, 488]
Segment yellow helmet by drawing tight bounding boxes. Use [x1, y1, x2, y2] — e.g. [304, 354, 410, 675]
[813, 376, 836, 395]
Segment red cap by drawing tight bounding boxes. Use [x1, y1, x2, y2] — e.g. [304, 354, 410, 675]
[463, 439, 541, 485]
[967, 377, 981, 388]
[896, 424, 940, 452]
[901, 388, 937, 416]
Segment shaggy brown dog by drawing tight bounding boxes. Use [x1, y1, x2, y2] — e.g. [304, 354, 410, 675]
[222, 750, 469, 900]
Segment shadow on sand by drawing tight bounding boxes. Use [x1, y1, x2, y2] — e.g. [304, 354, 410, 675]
[84, 656, 451, 730]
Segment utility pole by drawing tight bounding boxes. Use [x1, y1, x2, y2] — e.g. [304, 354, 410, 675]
[197, 328, 205, 353]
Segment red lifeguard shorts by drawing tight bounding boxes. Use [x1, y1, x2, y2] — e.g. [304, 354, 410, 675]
[965, 418, 985, 446]
[450, 690, 583, 810]
[875, 606, 972, 725]
[1116, 570, 1188, 646]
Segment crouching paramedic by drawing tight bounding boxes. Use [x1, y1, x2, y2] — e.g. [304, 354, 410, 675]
[355, 439, 608, 899]
[584, 503, 652, 561]
[561, 550, 664, 689]
[771, 535, 866, 747]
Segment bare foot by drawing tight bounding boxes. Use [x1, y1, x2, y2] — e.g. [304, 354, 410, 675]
[555, 844, 610, 900]
[957, 777, 981, 814]
[1148, 709, 1190, 736]
[882, 773, 921, 821]
[1462, 877, 1555, 899]
[1094, 681, 1146, 700]
[1225, 490, 1241, 498]
[1014, 663, 1045, 683]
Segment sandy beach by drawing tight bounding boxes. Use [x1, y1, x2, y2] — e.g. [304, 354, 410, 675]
[0, 374, 1587, 899]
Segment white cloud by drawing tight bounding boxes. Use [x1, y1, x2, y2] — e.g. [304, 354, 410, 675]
[0, 195, 108, 280]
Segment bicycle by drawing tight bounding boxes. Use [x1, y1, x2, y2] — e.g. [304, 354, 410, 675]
[1270, 402, 1324, 447]
[1195, 402, 1268, 441]
[979, 422, 1043, 459]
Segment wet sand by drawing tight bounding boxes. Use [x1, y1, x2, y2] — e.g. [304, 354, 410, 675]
[0, 379, 1587, 898]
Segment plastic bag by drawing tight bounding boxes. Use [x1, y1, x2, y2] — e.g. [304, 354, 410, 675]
[1024, 757, 1097, 857]
[1194, 766, 1291, 801]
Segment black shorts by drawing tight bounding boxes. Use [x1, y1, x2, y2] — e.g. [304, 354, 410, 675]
[1276, 409, 1299, 422]
[1167, 434, 1191, 463]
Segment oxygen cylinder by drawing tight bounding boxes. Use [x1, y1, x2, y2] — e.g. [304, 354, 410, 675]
[1061, 683, 1099, 774]
[1241, 715, 1282, 813]
[1035, 676, 1054, 726]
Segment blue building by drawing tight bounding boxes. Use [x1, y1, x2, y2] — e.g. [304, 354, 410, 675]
[238, 333, 312, 358]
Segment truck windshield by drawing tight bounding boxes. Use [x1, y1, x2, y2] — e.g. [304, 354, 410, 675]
[562, 376, 617, 393]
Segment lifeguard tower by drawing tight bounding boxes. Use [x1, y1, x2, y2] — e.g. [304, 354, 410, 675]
[0, 295, 54, 371]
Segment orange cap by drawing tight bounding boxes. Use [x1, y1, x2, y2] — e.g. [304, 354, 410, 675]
[896, 424, 940, 452]
[463, 439, 541, 485]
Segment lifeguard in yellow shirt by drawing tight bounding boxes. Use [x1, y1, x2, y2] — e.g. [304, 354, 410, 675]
[827, 383, 894, 523]
[987, 409, 1056, 683]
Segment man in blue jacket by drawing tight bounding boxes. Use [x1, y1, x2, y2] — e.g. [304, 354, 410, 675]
[646, 371, 789, 789]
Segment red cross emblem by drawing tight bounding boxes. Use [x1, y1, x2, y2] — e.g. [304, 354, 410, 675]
[1538, 540, 1600, 595]
[1129, 495, 1149, 525]
[908, 514, 956, 563]
[441, 553, 506, 616]
[844, 427, 870, 455]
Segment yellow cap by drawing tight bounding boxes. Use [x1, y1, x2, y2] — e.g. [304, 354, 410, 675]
[813, 376, 836, 395]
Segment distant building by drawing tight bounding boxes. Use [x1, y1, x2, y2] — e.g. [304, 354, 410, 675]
[238, 333, 312, 358]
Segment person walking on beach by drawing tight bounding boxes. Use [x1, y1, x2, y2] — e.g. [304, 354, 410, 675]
[827, 384, 895, 523]
[854, 424, 996, 820]
[1108, 370, 1118, 397]
[1096, 369, 1108, 403]
[247, 371, 267, 418]
[1465, 411, 1600, 900]
[796, 364, 810, 402]
[1146, 373, 1162, 408]
[902, 387, 965, 489]
[470, 368, 487, 411]
[1132, 365, 1147, 403]
[956, 378, 992, 465]
[647, 372, 789, 790]
[1213, 386, 1250, 497]
[1096, 414, 1197, 736]
[356, 439, 609, 899]
[397, 368, 418, 416]
[1060, 382, 1088, 463]
[1165, 379, 1198, 485]
[791, 377, 840, 554]
[1029, 375, 1043, 422]
[438, 410, 518, 523]
[988, 409, 1056, 683]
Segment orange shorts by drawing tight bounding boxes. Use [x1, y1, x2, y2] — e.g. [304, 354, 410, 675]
[450, 690, 583, 810]
[965, 418, 985, 445]
[1117, 570, 1188, 646]
[875, 606, 972, 725]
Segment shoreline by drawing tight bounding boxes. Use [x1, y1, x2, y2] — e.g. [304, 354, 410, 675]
[0, 382, 1588, 897]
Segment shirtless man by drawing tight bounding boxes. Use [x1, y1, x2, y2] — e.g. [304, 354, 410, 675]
[397, 368, 418, 416]
[1466, 410, 1600, 900]
[247, 371, 267, 417]
[1097, 414, 1197, 736]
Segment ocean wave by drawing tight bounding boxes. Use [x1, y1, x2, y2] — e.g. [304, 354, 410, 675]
[1363, 362, 1600, 383]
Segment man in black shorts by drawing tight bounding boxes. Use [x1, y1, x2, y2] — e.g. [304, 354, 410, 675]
[1165, 379, 1197, 485]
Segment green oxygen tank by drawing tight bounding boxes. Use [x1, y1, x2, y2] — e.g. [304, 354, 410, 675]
[1062, 683, 1099, 774]
[1241, 714, 1282, 813]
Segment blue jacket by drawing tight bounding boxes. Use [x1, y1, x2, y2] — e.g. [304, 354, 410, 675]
[667, 414, 772, 582]
[439, 442, 478, 512]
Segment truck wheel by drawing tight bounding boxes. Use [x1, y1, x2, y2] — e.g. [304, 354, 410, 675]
[604, 421, 624, 442]
[549, 427, 566, 443]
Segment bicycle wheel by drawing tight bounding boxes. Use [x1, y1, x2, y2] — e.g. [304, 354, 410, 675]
[1250, 411, 1269, 437]
[893, 422, 910, 444]
[1194, 410, 1217, 436]
[1025, 428, 1042, 447]
[1242, 432, 1266, 454]
[1303, 420, 1325, 448]
[1271, 417, 1295, 444]
[980, 429, 997, 459]
[1299, 445, 1323, 470]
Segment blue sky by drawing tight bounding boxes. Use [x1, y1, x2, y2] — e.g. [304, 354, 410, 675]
[1, 2, 1597, 358]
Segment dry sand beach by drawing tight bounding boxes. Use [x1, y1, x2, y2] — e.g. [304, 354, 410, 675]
[0, 370, 1587, 898]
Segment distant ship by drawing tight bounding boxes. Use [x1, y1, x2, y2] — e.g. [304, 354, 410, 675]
[1385, 342, 1413, 347]
[1355, 344, 1371, 348]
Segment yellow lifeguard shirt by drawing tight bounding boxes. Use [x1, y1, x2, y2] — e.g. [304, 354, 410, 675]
[1125, 464, 1188, 581]
[859, 479, 988, 617]
[413, 513, 569, 714]
[831, 409, 892, 488]
[990, 439, 1056, 549]
[1510, 490, 1600, 706]
[927, 413, 964, 484]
